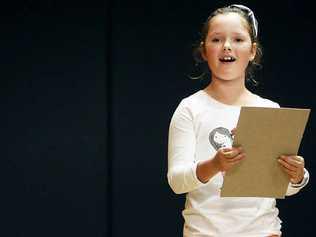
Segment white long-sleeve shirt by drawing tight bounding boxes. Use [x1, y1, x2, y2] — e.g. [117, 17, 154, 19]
[167, 89, 309, 237]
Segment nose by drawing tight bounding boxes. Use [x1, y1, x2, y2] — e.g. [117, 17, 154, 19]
[223, 40, 232, 51]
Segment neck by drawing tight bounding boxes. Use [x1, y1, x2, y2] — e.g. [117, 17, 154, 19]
[204, 77, 251, 106]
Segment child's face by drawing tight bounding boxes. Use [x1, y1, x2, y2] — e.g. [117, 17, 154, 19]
[202, 12, 256, 82]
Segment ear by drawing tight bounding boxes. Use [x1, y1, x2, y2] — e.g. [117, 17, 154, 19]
[249, 42, 257, 61]
[200, 42, 207, 61]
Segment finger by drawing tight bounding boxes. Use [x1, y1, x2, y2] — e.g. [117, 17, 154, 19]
[279, 160, 304, 180]
[280, 155, 304, 162]
[279, 164, 296, 176]
[219, 148, 232, 158]
[223, 147, 243, 158]
[231, 128, 237, 136]
[280, 156, 304, 168]
[227, 153, 245, 163]
[278, 159, 297, 172]
[279, 165, 299, 182]
[223, 150, 235, 158]
[220, 147, 233, 153]
[229, 156, 245, 166]
[279, 156, 303, 169]
[293, 155, 305, 164]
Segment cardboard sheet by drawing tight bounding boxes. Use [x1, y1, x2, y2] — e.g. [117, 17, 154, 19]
[220, 107, 311, 198]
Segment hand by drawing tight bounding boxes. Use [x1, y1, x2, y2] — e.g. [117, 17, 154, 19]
[213, 146, 245, 172]
[278, 155, 305, 184]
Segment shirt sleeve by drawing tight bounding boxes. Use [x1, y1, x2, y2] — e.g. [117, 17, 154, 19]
[167, 100, 207, 194]
[285, 168, 310, 196]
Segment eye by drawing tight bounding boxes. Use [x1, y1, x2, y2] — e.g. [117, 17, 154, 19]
[235, 38, 244, 42]
[211, 38, 220, 42]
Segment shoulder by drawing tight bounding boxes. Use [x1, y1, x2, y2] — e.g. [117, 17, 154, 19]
[170, 90, 206, 121]
[174, 90, 206, 111]
[253, 94, 280, 108]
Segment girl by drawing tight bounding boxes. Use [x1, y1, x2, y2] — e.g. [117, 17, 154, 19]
[167, 4, 309, 237]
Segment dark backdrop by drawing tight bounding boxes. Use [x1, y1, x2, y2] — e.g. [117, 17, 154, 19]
[2, 0, 315, 236]
[2, 1, 107, 236]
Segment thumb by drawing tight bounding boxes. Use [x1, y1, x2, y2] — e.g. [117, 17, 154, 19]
[220, 147, 232, 153]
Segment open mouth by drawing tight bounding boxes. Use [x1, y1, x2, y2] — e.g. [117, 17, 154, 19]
[219, 56, 236, 63]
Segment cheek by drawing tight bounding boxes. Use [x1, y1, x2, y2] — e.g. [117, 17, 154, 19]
[239, 45, 253, 58]
[204, 47, 219, 62]
[207, 45, 220, 54]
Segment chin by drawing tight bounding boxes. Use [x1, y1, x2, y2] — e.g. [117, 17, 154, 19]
[212, 72, 244, 82]
[213, 75, 237, 81]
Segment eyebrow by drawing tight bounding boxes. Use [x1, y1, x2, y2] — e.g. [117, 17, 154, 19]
[209, 32, 247, 37]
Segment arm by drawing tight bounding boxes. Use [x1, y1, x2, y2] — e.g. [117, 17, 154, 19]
[167, 101, 245, 194]
[167, 101, 204, 194]
[278, 155, 310, 196]
[285, 168, 309, 196]
[197, 147, 245, 183]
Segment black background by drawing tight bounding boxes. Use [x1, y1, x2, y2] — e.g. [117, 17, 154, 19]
[2, 1, 107, 236]
[2, 0, 315, 236]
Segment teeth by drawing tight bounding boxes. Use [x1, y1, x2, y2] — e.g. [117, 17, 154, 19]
[220, 56, 235, 62]
[224, 57, 233, 60]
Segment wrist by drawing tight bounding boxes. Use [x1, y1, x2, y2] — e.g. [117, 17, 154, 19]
[210, 157, 221, 174]
[290, 169, 309, 188]
[196, 158, 221, 183]
[291, 177, 303, 184]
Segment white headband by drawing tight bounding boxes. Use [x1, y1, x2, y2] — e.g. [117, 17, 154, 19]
[229, 4, 258, 38]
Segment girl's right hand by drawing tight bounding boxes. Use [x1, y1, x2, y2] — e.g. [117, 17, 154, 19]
[213, 147, 245, 172]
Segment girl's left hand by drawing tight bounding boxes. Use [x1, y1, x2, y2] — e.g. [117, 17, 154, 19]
[278, 155, 305, 184]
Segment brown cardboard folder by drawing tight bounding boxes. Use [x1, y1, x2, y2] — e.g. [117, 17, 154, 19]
[221, 107, 310, 198]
